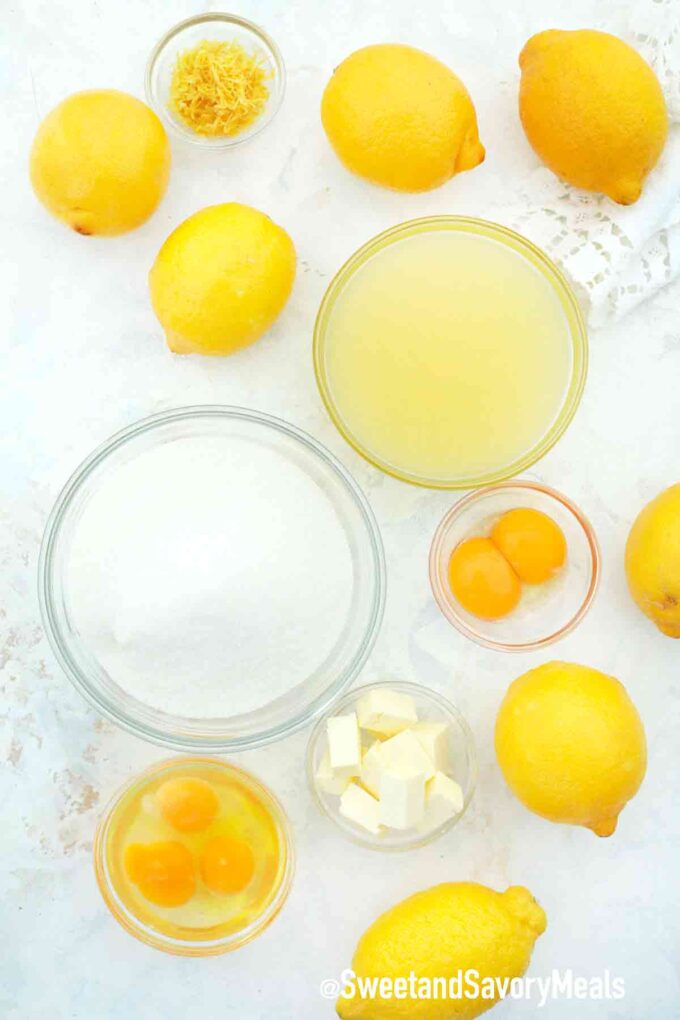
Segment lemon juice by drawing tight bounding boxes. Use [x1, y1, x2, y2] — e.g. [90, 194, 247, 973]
[316, 220, 584, 487]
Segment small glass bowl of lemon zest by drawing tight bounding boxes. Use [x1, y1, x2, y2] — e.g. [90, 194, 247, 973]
[145, 13, 285, 148]
[170, 39, 271, 138]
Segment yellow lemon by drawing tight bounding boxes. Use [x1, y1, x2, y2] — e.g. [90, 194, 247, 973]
[149, 203, 296, 356]
[625, 483, 680, 637]
[495, 662, 646, 837]
[519, 29, 668, 204]
[30, 89, 170, 235]
[321, 44, 485, 192]
[337, 882, 546, 1019]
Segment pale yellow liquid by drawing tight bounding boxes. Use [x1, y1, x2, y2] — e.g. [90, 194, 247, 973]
[322, 229, 574, 483]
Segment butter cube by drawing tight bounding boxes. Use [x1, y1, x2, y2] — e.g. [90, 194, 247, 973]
[421, 771, 464, 832]
[379, 729, 435, 781]
[378, 767, 426, 830]
[360, 740, 385, 798]
[327, 713, 361, 770]
[412, 722, 450, 772]
[357, 689, 418, 737]
[339, 781, 381, 835]
[315, 751, 357, 796]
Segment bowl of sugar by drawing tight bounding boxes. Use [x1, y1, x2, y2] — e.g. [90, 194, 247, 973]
[39, 406, 385, 751]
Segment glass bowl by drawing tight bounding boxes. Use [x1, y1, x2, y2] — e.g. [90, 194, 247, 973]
[38, 406, 385, 752]
[93, 757, 294, 955]
[429, 481, 600, 651]
[145, 13, 285, 147]
[314, 217, 588, 489]
[306, 681, 476, 851]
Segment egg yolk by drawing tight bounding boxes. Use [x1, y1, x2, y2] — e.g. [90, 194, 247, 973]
[448, 536, 522, 620]
[124, 841, 196, 907]
[491, 507, 567, 584]
[200, 835, 256, 895]
[156, 777, 219, 833]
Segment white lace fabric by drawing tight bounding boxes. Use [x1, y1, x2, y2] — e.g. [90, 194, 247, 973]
[493, 0, 680, 326]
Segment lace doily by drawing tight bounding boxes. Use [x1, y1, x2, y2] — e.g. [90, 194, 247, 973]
[631, 0, 680, 121]
[493, 0, 680, 326]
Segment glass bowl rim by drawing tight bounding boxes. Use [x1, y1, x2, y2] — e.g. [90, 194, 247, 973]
[38, 405, 386, 753]
[306, 679, 477, 852]
[144, 12, 286, 148]
[429, 479, 601, 652]
[93, 756, 295, 956]
[313, 215, 588, 490]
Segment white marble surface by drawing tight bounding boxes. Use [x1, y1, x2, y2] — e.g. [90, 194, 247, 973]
[3, 1, 680, 1017]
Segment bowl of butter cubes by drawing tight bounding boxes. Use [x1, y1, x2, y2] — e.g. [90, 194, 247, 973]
[306, 681, 477, 850]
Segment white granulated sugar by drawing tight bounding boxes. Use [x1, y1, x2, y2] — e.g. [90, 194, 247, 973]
[66, 435, 354, 718]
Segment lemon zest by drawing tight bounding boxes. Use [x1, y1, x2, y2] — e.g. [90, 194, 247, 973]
[169, 39, 270, 137]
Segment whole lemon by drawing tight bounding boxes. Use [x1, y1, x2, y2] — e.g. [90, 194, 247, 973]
[519, 29, 668, 204]
[495, 662, 646, 837]
[30, 90, 170, 235]
[337, 882, 546, 1019]
[625, 483, 680, 637]
[149, 203, 296, 356]
[321, 44, 485, 192]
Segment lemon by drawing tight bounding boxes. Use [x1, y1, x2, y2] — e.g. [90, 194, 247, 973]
[149, 203, 296, 356]
[30, 90, 170, 235]
[337, 882, 546, 1019]
[625, 483, 680, 637]
[519, 29, 668, 205]
[495, 662, 646, 837]
[321, 44, 485, 192]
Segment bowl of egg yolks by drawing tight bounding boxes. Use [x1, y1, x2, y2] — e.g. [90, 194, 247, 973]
[93, 758, 294, 955]
[429, 481, 600, 651]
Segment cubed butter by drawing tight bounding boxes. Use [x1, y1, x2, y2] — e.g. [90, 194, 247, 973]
[327, 713, 361, 770]
[359, 740, 385, 798]
[315, 751, 357, 796]
[379, 729, 435, 781]
[378, 767, 426, 830]
[357, 688, 418, 737]
[412, 722, 450, 772]
[420, 771, 464, 832]
[339, 781, 382, 835]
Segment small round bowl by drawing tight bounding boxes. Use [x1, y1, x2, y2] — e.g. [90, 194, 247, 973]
[94, 757, 295, 955]
[145, 13, 285, 147]
[38, 406, 385, 753]
[306, 681, 476, 851]
[429, 481, 600, 652]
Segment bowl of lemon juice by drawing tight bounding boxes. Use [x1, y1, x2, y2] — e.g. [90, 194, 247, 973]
[314, 217, 587, 489]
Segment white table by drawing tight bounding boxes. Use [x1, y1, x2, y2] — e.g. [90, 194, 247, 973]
[4, 1, 680, 1016]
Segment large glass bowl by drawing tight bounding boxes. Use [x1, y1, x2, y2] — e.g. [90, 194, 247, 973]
[38, 407, 385, 752]
[314, 217, 588, 489]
